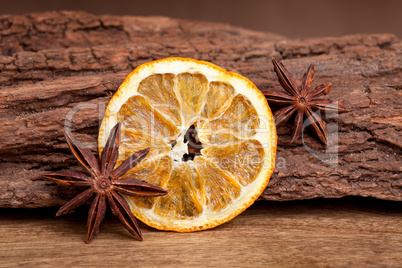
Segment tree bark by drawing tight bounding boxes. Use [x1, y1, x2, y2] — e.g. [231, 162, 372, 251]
[0, 11, 400, 208]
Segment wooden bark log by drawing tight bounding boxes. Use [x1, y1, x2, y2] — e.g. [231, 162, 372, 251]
[0, 11, 401, 208]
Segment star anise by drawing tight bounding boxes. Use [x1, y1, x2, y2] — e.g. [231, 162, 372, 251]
[43, 122, 167, 243]
[263, 57, 346, 144]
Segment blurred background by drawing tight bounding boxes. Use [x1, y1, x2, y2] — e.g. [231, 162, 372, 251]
[1, 0, 401, 38]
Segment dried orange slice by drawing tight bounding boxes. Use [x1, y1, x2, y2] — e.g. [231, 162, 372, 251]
[98, 57, 277, 232]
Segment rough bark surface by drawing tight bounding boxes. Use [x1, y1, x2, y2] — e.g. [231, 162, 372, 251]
[0, 11, 400, 208]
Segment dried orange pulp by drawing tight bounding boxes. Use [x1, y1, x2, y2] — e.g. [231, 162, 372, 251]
[98, 57, 277, 232]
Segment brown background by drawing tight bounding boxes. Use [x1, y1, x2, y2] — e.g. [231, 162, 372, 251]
[2, 0, 402, 38]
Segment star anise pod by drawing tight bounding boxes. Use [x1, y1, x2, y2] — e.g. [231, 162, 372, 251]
[43, 122, 167, 243]
[263, 57, 346, 144]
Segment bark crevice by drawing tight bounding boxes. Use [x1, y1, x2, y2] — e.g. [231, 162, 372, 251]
[0, 11, 400, 207]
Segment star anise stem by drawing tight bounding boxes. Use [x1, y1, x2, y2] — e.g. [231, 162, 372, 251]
[262, 57, 347, 144]
[43, 122, 167, 243]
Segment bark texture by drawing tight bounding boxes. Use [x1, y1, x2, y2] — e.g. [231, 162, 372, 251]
[0, 11, 401, 208]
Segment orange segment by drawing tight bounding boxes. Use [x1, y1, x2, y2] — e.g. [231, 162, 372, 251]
[123, 155, 173, 209]
[201, 81, 235, 120]
[200, 94, 260, 141]
[202, 139, 265, 187]
[196, 128, 239, 146]
[154, 162, 203, 219]
[99, 57, 277, 233]
[194, 156, 241, 212]
[176, 73, 209, 126]
[138, 73, 182, 126]
[117, 128, 170, 161]
[117, 95, 179, 141]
